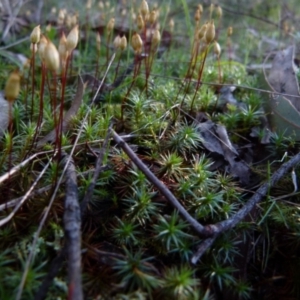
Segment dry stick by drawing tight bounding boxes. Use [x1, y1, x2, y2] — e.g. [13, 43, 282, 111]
[81, 122, 113, 216]
[0, 166, 108, 212]
[112, 131, 300, 263]
[34, 247, 66, 300]
[62, 154, 83, 300]
[203, 152, 300, 236]
[0, 155, 53, 227]
[0, 150, 51, 184]
[0, 185, 52, 211]
[191, 152, 300, 264]
[16, 54, 116, 300]
[111, 129, 205, 234]
[191, 236, 217, 265]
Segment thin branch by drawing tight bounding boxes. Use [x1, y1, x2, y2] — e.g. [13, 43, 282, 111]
[62, 154, 83, 300]
[191, 236, 218, 265]
[81, 122, 113, 216]
[191, 153, 300, 263]
[0, 166, 110, 212]
[111, 129, 205, 234]
[0, 36, 29, 50]
[202, 152, 300, 236]
[0, 156, 53, 227]
[34, 247, 66, 300]
[112, 129, 300, 265]
[0, 185, 52, 212]
[0, 150, 50, 184]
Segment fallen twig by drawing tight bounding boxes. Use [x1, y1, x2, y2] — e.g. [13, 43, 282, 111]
[34, 247, 66, 300]
[191, 236, 218, 265]
[62, 154, 83, 300]
[202, 152, 300, 236]
[190, 152, 300, 263]
[111, 129, 205, 235]
[0, 150, 50, 184]
[0, 185, 52, 212]
[81, 122, 113, 216]
[0, 156, 53, 227]
[111, 129, 300, 264]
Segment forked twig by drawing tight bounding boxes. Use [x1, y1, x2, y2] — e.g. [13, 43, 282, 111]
[202, 152, 300, 237]
[191, 152, 300, 263]
[111, 129, 205, 234]
[111, 129, 300, 264]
